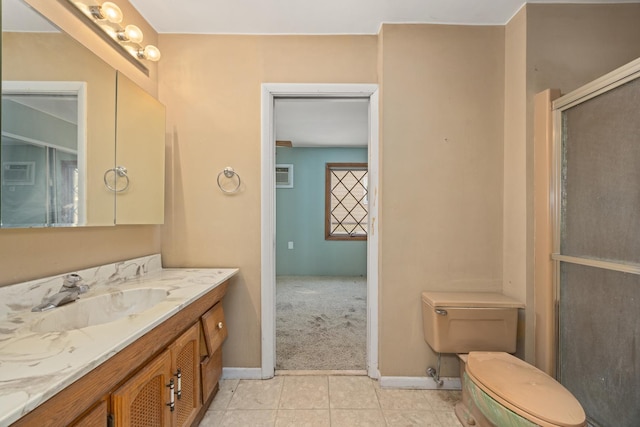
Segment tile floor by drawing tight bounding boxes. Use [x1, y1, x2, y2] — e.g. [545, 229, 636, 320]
[198, 375, 461, 426]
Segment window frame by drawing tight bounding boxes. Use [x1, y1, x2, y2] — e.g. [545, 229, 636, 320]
[325, 162, 368, 241]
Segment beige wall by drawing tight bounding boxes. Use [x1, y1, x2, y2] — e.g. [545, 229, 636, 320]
[526, 4, 640, 97]
[158, 34, 378, 367]
[159, 26, 506, 375]
[0, 226, 161, 286]
[4, 0, 640, 377]
[503, 2, 640, 365]
[378, 24, 505, 376]
[0, 0, 162, 287]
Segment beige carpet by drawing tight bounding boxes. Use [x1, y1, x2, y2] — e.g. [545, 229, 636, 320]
[276, 276, 367, 371]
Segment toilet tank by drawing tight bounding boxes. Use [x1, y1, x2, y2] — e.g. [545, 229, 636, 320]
[421, 292, 525, 354]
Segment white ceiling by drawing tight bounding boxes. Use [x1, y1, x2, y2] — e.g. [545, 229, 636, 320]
[128, 0, 637, 35]
[275, 99, 369, 147]
[2, 0, 59, 32]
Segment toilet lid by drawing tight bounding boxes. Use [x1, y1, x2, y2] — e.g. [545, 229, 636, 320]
[466, 352, 585, 427]
[421, 291, 525, 308]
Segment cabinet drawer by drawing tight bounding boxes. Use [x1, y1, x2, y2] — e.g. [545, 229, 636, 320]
[200, 348, 222, 404]
[201, 303, 227, 355]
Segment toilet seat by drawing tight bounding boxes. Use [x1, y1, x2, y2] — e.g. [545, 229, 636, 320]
[466, 352, 586, 427]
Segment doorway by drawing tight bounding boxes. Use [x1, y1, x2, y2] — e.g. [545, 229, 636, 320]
[274, 99, 368, 371]
[261, 83, 379, 379]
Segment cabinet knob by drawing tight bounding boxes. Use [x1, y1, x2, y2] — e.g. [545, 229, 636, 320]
[217, 321, 224, 330]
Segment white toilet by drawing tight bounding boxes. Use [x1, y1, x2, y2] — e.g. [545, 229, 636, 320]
[421, 291, 586, 427]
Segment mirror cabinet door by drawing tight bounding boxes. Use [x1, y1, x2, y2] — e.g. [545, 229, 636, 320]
[2, 0, 116, 227]
[115, 72, 165, 224]
[2, 0, 166, 227]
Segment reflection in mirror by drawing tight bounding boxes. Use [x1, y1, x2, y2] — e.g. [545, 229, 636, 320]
[2, 0, 118, 227]
[2, 82, 86, 227]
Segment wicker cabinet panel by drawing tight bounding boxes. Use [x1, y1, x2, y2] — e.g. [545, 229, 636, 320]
[111, 349, 173, 427]
[171, 323, 201, 427]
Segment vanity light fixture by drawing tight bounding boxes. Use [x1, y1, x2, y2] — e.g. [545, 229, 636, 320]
[117, 24, 144, 44]
[137, 45, 161, 61]
[67, 0, 161, 63]
[88, 1, 123, 23]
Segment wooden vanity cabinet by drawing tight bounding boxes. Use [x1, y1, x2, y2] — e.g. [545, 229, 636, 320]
[111, 322, 201, 427]
[11, 281, 229, 427]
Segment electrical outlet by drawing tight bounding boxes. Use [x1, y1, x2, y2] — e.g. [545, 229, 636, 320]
[288, 241, 294, 249]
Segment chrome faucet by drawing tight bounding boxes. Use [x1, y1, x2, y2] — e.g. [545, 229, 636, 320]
[32, 273, 89, 312]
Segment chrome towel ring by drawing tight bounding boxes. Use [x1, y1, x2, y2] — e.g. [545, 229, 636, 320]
[217, 167, 241, 194]
[104, 166, 130, 192]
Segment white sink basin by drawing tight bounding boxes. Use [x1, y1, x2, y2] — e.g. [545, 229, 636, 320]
[31, 288, 168, 333]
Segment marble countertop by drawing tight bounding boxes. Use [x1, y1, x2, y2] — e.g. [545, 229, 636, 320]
[0, 255, 238, 426]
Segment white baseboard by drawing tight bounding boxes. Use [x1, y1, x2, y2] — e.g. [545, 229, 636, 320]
[379, 376, 461, 390]
[222, 367, 263, 380]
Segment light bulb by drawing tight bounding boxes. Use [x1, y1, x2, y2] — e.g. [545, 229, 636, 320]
[99, 2, 123, 23]
[117, 24, 143, 43]
[139, 45, 161, 62]
[125, 25, 143, 43]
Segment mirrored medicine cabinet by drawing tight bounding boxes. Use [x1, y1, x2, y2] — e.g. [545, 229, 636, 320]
[1, 0, 165, 227]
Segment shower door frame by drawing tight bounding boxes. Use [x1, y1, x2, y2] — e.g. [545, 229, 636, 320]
[551, 58, 640, 424]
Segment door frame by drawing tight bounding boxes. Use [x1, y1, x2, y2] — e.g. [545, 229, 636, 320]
[261, 83, 379, 378]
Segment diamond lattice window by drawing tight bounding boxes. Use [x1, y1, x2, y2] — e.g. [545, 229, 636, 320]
[325, 163, 368, 241]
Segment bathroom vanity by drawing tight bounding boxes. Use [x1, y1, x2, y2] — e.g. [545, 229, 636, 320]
[0, 255, 237, 426]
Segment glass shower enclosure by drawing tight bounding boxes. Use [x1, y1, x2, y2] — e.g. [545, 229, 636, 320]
[552, 61, 640, 427]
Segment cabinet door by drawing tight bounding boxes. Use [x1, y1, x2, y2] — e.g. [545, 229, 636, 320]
[112, 349, 173, 427]
[201, 348, 222, 405]
[114, 72, 165, 224]
[171, 323, 201, 427]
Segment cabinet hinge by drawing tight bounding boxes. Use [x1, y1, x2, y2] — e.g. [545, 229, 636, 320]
[107, 413, 115, 427]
